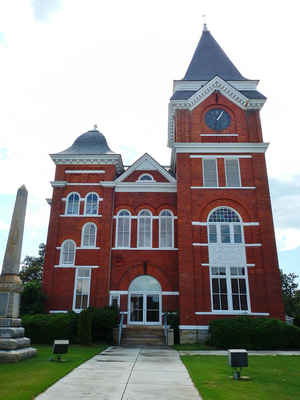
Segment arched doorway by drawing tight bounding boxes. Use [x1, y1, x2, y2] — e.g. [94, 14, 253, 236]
[128, 275, 161, 325]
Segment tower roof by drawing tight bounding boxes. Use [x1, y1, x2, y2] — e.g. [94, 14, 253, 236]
[57, 128, 115, 155]
[183, 26, 246, 81]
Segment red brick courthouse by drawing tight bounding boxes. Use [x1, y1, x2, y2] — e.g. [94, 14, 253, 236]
[43, 26, 284, 342]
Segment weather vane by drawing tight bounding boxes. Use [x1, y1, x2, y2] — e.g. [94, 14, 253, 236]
[202, 14, 207, 31]
[93, 124, 98, 130]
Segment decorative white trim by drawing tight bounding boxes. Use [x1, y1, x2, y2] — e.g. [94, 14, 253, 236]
[173, 142, 269, 154]
[114, 153, 176, 184]
[77, 247, 100, 250]
[201, 263, 255, 267]
[245, 243, 262, 247]
[67, 183, 100, 186]
[192, 222, 259, 226]
[173, 79, 259, 92]
[195, 312, 270, 316]
[50, 153, 124, 174]
[193, 243, 208, 246]
[168, 76, 266, 147]
[193, 243, 261, 247]
[191, 186, 256, 190]
[162, 291, 179, 295]
[54, 265, 100, 268]
[200, 134, 238, 137]
[108, 290, 179, 295]
[65, 170, 105, 174]
[49, 310, 68, 313]
[179, 325, 209, 330]
[112, 247, 178, 250]
[111, 182, 177, 193]
[51, 181, 67, 188]
[190, 155, 252, 159]
[60, 214, 102, 217]
[113, 215, 178, 220]
[243, 222, 260, 226]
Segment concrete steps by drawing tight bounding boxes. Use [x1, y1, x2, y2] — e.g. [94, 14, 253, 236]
[121, 326, 165, 346]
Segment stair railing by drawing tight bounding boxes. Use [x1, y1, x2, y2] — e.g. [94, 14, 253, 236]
[118, 312, 127, 345]
[162, 312, 168, 345]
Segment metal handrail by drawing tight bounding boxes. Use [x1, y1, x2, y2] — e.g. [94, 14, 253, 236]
[118, 312, 127, 345]
[162, 312, 168, 345]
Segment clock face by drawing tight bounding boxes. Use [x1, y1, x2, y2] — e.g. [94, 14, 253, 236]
[205, 108, 231, 131]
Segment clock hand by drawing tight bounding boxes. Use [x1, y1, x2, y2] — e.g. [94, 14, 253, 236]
[216, 111, 224, 121]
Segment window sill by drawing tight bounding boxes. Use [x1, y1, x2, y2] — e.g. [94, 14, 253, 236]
[60, 214, 102, 217]
[195, 311, 270, 316]
[112, 247, 178, 251]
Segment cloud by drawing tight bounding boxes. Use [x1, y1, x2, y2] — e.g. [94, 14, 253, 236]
[31, 0, 61, 22]
[0, 220, 9, 231]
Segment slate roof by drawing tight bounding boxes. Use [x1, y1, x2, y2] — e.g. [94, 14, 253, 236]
[183, 28, 246, 81]
[170, 89, 266, 101]
[56, 129, 115, 155]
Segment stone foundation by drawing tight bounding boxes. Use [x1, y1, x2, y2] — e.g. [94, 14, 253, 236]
[179, 328, 209, 344]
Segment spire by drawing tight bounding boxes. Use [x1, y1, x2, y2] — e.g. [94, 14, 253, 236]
[183, 27, 246, 81]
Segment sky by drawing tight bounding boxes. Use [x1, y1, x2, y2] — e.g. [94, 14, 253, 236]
[0, 0, 299, 281]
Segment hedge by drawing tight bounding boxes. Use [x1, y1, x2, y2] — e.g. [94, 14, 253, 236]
[208, 316, 300, 349]
[90, 306, 119, 343]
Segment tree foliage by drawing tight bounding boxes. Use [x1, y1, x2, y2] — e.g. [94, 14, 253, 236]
[20, 243, 45, 284]
[280, 269, 300, 316]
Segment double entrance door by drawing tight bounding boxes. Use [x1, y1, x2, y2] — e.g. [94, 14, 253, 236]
[129, 293, 161, 325]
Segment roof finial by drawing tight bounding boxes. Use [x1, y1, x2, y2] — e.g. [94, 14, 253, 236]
[202, 14, 207, 31]
[93, 124, 98, 130]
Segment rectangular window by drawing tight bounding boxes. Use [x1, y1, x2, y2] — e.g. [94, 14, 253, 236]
[159, 217, 173, 248]
[220, 224, 230, 243]
[117, 217, 130, 247]
[225, 159, 241, 187]
[233, 225, 242, 243]
[138, 217, 152, 247]
[73, 268, 91, 312]
[203, 159, 218, 187]
[210, 266, 249, 312]
[208, 224, 217, 243]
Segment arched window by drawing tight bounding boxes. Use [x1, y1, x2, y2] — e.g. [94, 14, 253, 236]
[84, 193, 99, 215]
[116, 210, 131, 248]
[159, 210, 174, 248]
[207, 207, 243, 244]
[137, 174, 154, 182]
[81, 223, 97, 247]
[66, 193, 80, 215]
[60, 240, 76, 265]
[138, 210, 152, 248]
[129, 275, 161, 292]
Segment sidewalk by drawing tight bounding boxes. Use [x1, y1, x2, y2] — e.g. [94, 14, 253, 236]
[36, 346, 202, 400]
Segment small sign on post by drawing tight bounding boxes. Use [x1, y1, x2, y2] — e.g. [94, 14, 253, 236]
[228, 349, 248, 380]
[51, 340, 69, 362]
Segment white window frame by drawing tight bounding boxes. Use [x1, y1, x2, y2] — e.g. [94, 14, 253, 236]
[209, 266, 250, 312]
[73, 268, 91, 312]
[115, 210, 131, 248]
[81, 222, 97, 248]
[65, 192, 80, 215]
[207, 207, 244, 244]
[109, 294, 120, 308]
[84, 192, 100, 215]
[202, 158, 218, 187]
[159, 210, 174, 248]
[137, 209, 153, 248]
[137, 173, 155, 182]
[59, 239, 76, 266]
[225, 158, 241, 187]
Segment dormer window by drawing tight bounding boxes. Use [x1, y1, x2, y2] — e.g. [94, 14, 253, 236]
[137, 174, 155, 182]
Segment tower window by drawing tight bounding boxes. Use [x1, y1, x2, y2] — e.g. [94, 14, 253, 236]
[66, 193, 80, 215]
[203, 159, 218, 187]
[60, 240, 76, 265]
[225, 159, 241, 187]
[116, 210, 131, 248]
[208, 207, 243, 244]
[85, 193, 99, 215]
[81, 223, 97, 247]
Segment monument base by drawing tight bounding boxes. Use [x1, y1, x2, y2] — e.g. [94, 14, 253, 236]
[0, 317, 36, 363]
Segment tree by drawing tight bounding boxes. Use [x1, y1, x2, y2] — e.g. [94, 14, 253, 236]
[280, 269, 300, 316]
[20, 243, 47, 315]
[19, 243, 45, 284]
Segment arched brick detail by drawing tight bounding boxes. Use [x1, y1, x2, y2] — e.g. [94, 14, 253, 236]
[200, 198, 252, 222]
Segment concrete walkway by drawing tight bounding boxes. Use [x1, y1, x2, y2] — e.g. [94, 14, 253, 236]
[36, 346, 202, 400]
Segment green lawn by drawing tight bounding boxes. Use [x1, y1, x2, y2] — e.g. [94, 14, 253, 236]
[0, 344, 107, 400]
[182, 355, 300, 400]
[173, 343, 217, 351]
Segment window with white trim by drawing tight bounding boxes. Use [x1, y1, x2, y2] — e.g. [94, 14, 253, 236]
[85, 193, 99, 215]
[116, 210, 131, 248]
[138, 210, 152, 248]
[225, 159, 241, 187]
[81, 223, 97, 247]
[109, 294, 120, 308]
[159, 210, 174, 248]
[203, 158, 218, 187]
[66, 193, 80, 215]
[138, 174, 154, 182]
[60, 240, 76, 265]
[208, 207, 243, 244]
[73, 268, 91, 311]
[210, 266, 249, 311]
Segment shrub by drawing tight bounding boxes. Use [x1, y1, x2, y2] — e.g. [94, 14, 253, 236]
[22, 312, 78, 344]
[20, 281, 47, 315]
[208, 316, 300, 350]
[78, 309, 93, 345]
[89, 306, 119, 343]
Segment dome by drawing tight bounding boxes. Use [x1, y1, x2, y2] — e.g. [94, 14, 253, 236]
[57, 128, 115, 155]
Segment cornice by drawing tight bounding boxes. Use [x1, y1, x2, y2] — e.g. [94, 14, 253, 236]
[168, 76, 266, 147]
[51, 181, 67, 188]
[50, 153, 124, 174]
[100, 181, 177, 193]
[173, 79, 259, 92]
[173, 142, 269, 154]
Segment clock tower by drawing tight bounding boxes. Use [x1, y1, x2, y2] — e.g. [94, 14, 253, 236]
[169, 24, 284, 342]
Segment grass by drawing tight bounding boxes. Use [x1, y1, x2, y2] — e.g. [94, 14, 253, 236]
[181, 355, 300, 400]
[0, 344, 107, 400]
